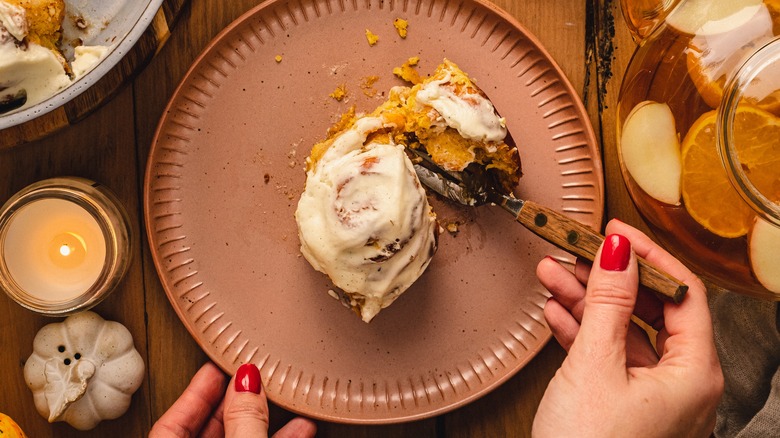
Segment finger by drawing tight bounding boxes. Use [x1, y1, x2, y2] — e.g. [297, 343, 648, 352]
[272, 417, 318, 438]
[573, 232, 662, 328]
[626, 321, 660, 367]
[572, 258, 662, 335]
[570, 234, 638, 370]
[604, 219, 696, 283]
[199, 399, 225, 437]
[540, 256, 658, 365]
[150, 362, 228, 438]
[224, 363, 271, 438]
[543, 298, 580, 351]
[604, 219, 696, 329]
[604, 220, 718, 370]
[656, 277, 715, 364]
[574, 258, 592, 285]
[634, 287, 665, 330]
[536, 257, 586, 320]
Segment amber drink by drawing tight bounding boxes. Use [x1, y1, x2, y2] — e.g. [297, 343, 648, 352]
[617, 0, 780, 298]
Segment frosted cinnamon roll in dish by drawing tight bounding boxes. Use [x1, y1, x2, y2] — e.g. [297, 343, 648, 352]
[0, 0, 110, 114]
[295, 114, 438, 323]
[0, 0, 69, 113]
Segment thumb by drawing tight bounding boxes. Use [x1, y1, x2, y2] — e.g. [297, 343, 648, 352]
[223, 363, 270, 438]
[569, 234, 638, 369]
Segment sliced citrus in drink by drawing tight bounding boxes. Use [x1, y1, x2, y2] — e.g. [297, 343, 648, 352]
[667, 0, 764, 35]
[729, 105, 780, 202]
[684, 1, 780, 111]
[681, 110, 753, 237]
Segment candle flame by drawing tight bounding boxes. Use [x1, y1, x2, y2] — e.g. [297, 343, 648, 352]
[48, 232, 88, 269]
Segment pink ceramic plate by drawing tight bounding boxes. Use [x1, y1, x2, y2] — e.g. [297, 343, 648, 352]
[145, 0, 603, 424]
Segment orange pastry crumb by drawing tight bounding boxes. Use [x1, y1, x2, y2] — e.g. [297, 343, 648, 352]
[329, 84, 347, 101]
[393, 18, 408, 38]
[392, 56, 421, 84]
[365, 29, 379, 46]
[360, 75, 380, 97]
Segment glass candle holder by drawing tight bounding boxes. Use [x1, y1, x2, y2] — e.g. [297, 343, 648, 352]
[0, 177, 132, 315]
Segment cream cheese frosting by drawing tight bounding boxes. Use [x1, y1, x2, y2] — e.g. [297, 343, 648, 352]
[71, 44, 110, 78]
[295, 116, 438, 322]
[0, 1, 26, 40]
[0, 3, 70, 112]
[415, 70, 508, 143]
[0, 0, 110, 114]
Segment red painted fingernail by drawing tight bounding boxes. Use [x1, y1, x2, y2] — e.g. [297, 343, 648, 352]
[235, 363, 261, 394]
[600, 234, 631, 271]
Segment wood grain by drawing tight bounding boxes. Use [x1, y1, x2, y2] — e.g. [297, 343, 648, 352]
[594, 0, 651, 233]
[514, 200, 687, 303]
[0, 88, 150, 438]
[0, 1, 607, 436]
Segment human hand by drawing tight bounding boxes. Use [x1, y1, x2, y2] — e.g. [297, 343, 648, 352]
[150, 362, 317, 438]
[532, 219, 723, 437]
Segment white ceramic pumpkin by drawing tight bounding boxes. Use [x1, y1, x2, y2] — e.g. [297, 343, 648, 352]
[23, 311, 144, 430]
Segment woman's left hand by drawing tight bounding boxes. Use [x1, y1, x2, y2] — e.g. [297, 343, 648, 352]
[150, 362, 317, 437]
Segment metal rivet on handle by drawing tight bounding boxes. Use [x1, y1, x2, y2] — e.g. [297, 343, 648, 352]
[534, 213, 547, 227]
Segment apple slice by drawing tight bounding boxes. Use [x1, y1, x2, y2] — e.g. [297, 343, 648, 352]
[666, 0, 763, 36]
[620, 101, 682, 205]
[749, 217, 780, 293]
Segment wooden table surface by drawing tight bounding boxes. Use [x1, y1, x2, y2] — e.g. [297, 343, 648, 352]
[0, 0, 647, 436]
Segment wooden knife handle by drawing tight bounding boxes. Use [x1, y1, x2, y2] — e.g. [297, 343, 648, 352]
[515, 200, 687, 303]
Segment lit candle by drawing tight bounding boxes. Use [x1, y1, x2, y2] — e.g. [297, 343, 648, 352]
[0, 178, 131, 315]
[3, 198, 106, 302]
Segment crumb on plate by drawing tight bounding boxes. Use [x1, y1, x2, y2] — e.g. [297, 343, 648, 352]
[392, 56, 422, 84]
[393, 18, 408, 38]
[329, 84, 347, 101]
[275, 55, 283, 62]
[445, 221, 460, 235]
[360, 75, 380, 97]
[365, 29, 379, 46]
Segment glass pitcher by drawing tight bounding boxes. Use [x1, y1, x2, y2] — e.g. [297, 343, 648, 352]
[616, 0, 780, 299]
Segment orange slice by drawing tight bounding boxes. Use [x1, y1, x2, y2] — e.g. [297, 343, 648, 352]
[732, 107, 780, 203]
[685, 1, 780, 112]
[681, 110, 751, 237]
[682, 105, 780, 237]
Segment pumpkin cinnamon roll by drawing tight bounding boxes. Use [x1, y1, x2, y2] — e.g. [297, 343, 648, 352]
[295, 115, 438, 323]
[296, 59, 520, 322]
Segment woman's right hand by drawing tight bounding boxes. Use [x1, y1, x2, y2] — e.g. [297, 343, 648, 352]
[533, 219, 724, 437]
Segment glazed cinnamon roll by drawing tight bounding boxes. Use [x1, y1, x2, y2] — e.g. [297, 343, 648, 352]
[295, 115, 438, 323]
[296, 59, 520, 322]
